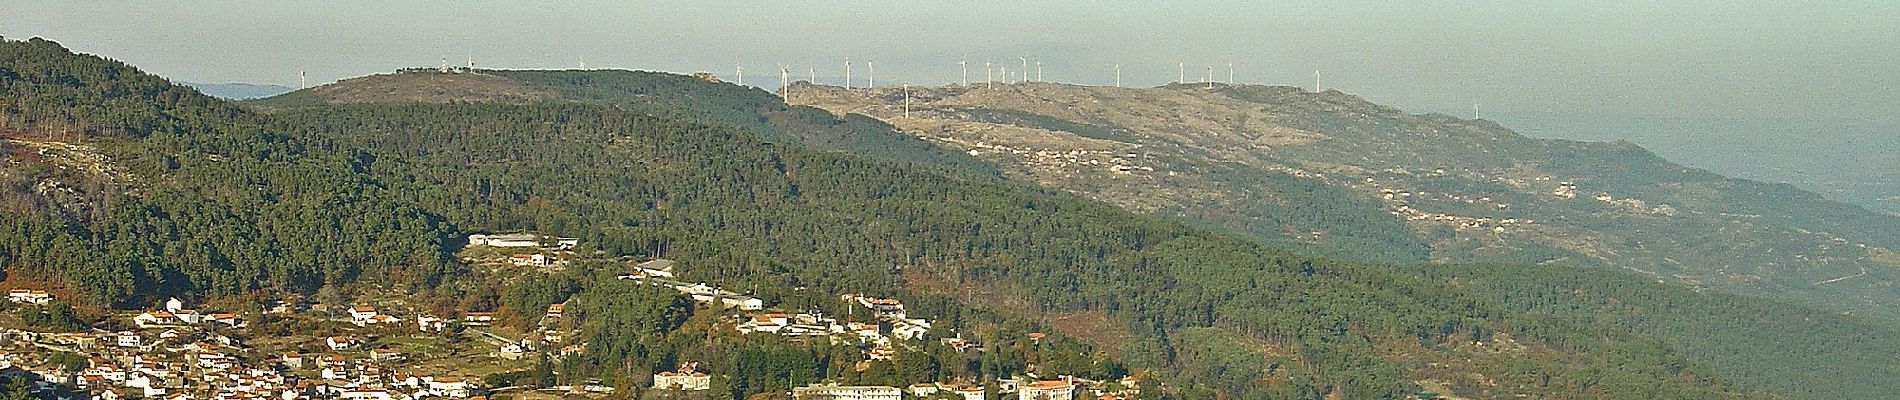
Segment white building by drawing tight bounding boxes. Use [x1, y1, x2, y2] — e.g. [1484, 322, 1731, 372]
[791, 384, 902, 400]
[165, 297, 186, 312]
[651, 371, 710, 391]
[468, 233, 541, 248]
[6, 289, 51, 304]
[326, 336, 359, 351]
[1018, 380, 1075, 400]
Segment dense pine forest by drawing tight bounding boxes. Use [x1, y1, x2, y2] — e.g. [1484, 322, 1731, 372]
[2, 36, 1895, 399]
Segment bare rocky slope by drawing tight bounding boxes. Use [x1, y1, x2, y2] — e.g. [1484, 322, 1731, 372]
[787, 81, 1900, 324]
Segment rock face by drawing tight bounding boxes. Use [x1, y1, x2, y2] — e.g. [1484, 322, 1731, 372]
[789, 81, 1900, 322]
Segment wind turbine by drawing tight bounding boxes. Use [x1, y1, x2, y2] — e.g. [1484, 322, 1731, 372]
[1035, 60, 1043, 82]
[736, 65, 744, 86]
[985, 60, 993, 88]
[1178, 62, 1185, 84]
[1314, 70, 1321, 92]
[845, 57, 853, 89]
[1001, 66, 1009, 84]
[1207, 66, 1214, 89]
[809, 67, 816, 84]
[779, 64, 790, 98]
[299, 71, 306, 89]
[903, 83, 912, 118]
[959, 60, 968, 86]
[1114, 64, 1121, 88]
[1019, 57, 1028, 84]
[1228, 63, 1234, 85]
[868, 61, 875, 88]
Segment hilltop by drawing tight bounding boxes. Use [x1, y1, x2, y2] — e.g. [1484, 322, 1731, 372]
[784, 80, 1900, 325]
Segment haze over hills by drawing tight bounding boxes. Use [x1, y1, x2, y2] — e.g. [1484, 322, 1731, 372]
[184, 81, 294, 100]
[782, 81, 1900, 326]
[1496, 112, 1900, 216]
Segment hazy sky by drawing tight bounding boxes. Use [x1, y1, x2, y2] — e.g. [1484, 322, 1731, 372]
[3, 1, 1896, 122]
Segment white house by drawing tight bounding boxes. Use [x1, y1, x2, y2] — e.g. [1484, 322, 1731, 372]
[369, 348, 405, 363]
[115, 332, 142, 348]
[171, 310, 201, 325]
[133, 311, 179, 328]
[281, 353, 305, 369]
[348, 306, 380, 322]
[326, 336, 359, 351]
[165, 297, 186, 312]
[425, 377, 470, 398]
[6, 289, 51, 305]
[208, 313, 240, 327]
[416, 315, 448, 332]
[955, 386, 986, 400]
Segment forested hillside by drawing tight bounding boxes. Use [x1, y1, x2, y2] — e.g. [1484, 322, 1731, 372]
[0, 36, 458, 304]
[788, 82, 1900, 328]
[0, 37, 1772, 398]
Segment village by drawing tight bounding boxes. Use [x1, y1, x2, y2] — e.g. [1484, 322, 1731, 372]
[0, 233, 1141, 400]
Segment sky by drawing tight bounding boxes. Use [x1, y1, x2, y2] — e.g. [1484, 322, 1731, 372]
[3, 1, 1897, 122]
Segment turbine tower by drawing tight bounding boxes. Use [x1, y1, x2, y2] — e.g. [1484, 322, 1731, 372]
[1314, 70, 1321, 92]
[1206, 66, 1214, 89]
[868, 61, 875, 88]
[299, 71, 307, 89]
[1228, 63, 1234, 85]
[1035, 61, 1042, 82]
[779, 65, 790, 98]
[959, 60, 968, 86]
[845, 57, 853, 89]
[809, 67, 816, 84]
[1473, 102, 1481, 119]
[736, 65, 744, 86]
[1019, 57, 1027, 84]
[903, 83, 912, 119]
[1178, 62, 1185, 84]
[985, 60, 993, 88]
[1001, 66, 1009, 84]
[1114, 64, 1121, 88]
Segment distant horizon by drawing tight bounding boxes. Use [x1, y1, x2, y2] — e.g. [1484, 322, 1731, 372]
[4, 2, 1896, 125]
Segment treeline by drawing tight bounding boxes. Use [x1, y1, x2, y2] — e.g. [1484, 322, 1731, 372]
[1404, 263, 1900, 400]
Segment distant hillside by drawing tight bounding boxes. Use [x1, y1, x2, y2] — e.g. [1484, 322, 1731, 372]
[1497, 112, 1900, 216]
[787, 81, 1900, 327]
[185, 82, 294, 99]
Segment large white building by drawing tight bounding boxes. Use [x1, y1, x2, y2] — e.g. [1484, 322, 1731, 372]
[1018, 380, 1075, 400]
[792, 384, 901, 400]
[467, 233, 542, 248]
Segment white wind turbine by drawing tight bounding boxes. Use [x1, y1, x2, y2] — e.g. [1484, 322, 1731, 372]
[959, 60, 968, 86]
